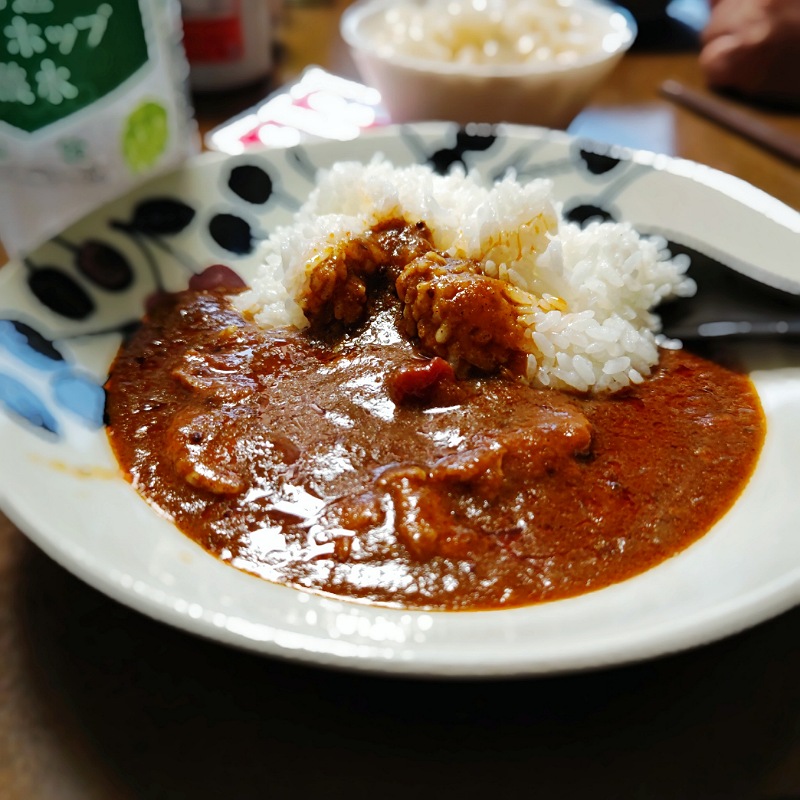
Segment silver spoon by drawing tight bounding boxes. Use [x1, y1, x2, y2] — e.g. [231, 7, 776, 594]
[657, 243, 800, 342]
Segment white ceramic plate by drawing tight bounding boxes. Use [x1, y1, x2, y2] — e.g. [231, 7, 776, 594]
[2, 122, 799, 678]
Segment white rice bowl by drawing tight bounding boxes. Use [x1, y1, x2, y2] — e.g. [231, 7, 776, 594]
[234, 157, 696, 393]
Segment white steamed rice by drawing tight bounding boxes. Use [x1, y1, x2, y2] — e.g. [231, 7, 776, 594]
[233, 156, 696, 393]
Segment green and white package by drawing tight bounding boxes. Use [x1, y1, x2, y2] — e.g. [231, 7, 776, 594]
[0, 0, 198, 257]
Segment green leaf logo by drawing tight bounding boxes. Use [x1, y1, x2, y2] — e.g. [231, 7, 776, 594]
[122, 100, 168, 174]
[0, 2, 150, 133]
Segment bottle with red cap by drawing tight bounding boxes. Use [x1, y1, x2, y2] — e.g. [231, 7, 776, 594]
[180, 0, 274, 92]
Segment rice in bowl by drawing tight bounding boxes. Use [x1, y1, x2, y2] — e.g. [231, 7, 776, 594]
[233, 157, 696, 393]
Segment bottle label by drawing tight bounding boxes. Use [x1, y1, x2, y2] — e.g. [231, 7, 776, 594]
[0, 1, 150, 134]
[181, 0, 244, 64]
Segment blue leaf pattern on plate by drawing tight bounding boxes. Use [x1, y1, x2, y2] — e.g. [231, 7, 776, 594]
[0, 319, 65, 371]
[0, 318, 107, 437]
[51, 371, 105, 428]
[0, 372, 59, 434]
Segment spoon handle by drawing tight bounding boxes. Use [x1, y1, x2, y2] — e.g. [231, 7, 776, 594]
[664, 318, 800, 341]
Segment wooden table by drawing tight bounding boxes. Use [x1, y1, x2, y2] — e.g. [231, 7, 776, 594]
[2, 3, 799, 797]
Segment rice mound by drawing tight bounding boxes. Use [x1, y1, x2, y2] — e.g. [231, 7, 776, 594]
[234, 156, 696, 393]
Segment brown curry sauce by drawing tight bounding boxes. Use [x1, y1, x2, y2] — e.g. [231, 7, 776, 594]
[105, 241, 765, 610]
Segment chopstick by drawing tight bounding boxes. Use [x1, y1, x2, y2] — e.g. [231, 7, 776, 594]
[660, 80, 800, 167]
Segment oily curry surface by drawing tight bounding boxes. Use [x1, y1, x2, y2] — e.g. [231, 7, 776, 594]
[105, 281, 765, 610]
